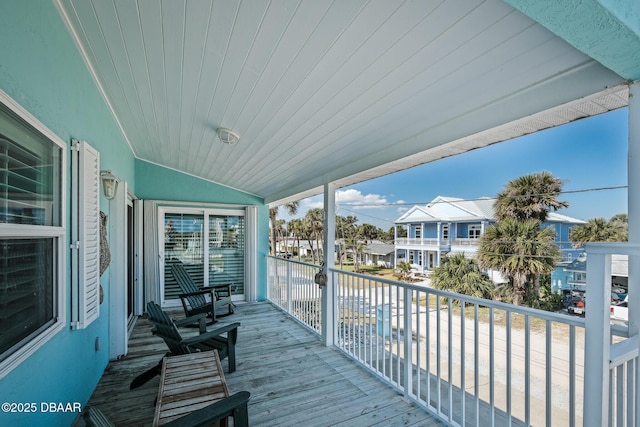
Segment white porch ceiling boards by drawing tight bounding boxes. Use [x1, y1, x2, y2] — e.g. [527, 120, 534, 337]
[55, 0, 628, 205]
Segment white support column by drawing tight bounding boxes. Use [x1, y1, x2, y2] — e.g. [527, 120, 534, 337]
[109, 180, 128, 360]
[628, 81, 640, 334]
[583, 248, 612, 426]
[628, 80, 640, 424]
[322, 182, 336, 346]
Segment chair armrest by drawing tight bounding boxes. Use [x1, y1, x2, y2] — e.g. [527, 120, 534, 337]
[204, 284, 232, 298]
[82, 406, 115, 427]
[175, 313, 207, 331]
[182, 322, 240, 345]
[178, 289, 215, 299]
[162, 391, 250, 427]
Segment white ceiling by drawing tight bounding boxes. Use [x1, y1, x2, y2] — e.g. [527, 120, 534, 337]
[55, 0, 628, 205]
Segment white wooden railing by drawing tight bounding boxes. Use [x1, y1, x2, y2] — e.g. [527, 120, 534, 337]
[267, 255, 635, 426]
[267, 256, 322, 335]
[333, 270, 587, 426]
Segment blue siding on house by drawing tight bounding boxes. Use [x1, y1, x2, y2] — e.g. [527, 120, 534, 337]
[409, 224, 420, 239]
[395, 201, 583, 285]
[424, 223, 437, 238]
[0, 1, 269, 425]
[457, 223, 470, 238]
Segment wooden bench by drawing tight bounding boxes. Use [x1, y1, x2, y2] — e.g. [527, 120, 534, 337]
[153, 350, 249, 426]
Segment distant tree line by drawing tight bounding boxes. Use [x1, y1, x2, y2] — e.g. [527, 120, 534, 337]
[270, 204, 404, 265]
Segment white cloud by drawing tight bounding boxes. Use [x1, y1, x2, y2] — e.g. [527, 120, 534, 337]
[301, 196, 323, 210]
[336, 189, 388, 209]
[394, 199, 409, 214]
[297, 190, 390, 211]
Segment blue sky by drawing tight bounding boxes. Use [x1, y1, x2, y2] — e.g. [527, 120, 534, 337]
[284, 108, 628, 230]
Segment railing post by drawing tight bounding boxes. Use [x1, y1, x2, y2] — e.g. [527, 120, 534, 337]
[286, 260, 292, 315]
[403, 287, 413, 398]
[322, 182, 336, 346]
[583, 247, 611, 426]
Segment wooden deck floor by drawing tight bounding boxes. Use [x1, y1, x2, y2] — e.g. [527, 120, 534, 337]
[88, 302, 442, 426]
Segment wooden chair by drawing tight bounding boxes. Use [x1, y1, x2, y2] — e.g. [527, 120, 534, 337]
[129, 302, 239, 389]
[161, 391, 250, 427]
[171, 261, 234, 323]
[81, 392, 250, 427]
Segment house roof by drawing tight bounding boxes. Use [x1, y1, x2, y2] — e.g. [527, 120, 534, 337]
[365, 241, 395, 256]
[53, 0, 637, 205]
[564, 254, 628, 277]
[396, 196, 585, 224]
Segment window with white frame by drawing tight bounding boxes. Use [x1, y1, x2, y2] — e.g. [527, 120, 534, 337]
[469, 224, 482, 239]
[0, 92, 65, 376]
[413, 225, 421, 239]
[442, 224, 449, 240]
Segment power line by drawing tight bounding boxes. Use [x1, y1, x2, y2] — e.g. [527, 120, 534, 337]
[335, 185, 627, 207]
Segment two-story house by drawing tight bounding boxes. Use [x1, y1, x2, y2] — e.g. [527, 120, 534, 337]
[395, 196, 585, 279]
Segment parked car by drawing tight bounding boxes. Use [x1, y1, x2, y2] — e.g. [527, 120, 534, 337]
[611, 296, 628, 323]
[568, 299, 586, 316]
[277, 252, 292, 259]
[567, 290, 586, 316]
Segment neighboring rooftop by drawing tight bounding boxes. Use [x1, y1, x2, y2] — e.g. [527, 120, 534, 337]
[396, 196, 585, 224]
[564, 253, 629, 277]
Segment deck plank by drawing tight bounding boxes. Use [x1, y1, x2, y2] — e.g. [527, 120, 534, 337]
[88, 302, 442, 426]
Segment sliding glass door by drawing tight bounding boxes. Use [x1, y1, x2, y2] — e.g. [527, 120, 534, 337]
[208, 214, 245, 295]
[160, 207, 245, 305]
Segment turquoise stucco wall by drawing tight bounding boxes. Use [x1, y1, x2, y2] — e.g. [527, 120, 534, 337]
[0, 3, 271, 425]
[0, 1, 135, 426]
[506, 0, 640, 80]
[135, 159, 270, 301]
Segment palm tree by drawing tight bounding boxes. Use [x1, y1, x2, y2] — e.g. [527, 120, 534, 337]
[609, 213, 629, 241]
[336, 215, 358, 267]
[478, 218, 560, 306]
[269, 202, 299, 255]
[488, 171, 568, 302]
[396, 261, 412, 281]
[288, 218, 305, 260]
[494, 171, 568, 222]
[274, 219, 286, 253]
[431, 253, 494, 300]
[569, 214, 628, 248]
[358, 223, 380, 243]
[304, 208, 324, 264]
[348, 238, 367, 271]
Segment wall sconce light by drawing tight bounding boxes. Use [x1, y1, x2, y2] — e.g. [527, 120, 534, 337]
[100, 170, 119, 200]
[217, 128, 240, 145]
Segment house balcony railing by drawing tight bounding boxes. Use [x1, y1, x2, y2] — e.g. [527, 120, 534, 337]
[451, 238, 481, 246]
[268, 252, 636, 426]
[395, 238, 448, 246]
[395, 238, 481, 247]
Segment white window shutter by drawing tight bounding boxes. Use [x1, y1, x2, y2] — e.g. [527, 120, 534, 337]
[71, 140, 100, 329]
